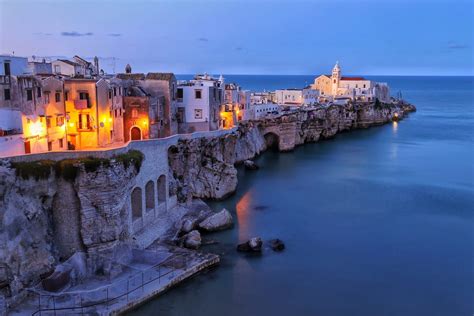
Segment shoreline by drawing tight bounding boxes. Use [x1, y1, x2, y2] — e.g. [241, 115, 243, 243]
[0, 100, 416, 314]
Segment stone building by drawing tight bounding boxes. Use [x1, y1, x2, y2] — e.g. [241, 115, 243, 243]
[122, 85, 151, 142]
[312, 62, 391, 102]
[64, 78, 117, 149]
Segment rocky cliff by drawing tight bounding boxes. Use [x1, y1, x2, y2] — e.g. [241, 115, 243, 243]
[0, 153, 142, 304]
[168, 101, 416, 201]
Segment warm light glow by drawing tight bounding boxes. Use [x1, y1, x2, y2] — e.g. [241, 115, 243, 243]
[28, 121, 44, 136]
[236, 109, 240, 114]
[220, 112, 225, 117]
[143, 120, 148, 125]
[394, 112, 399, 118]
[69, 122, 75, 128]
[109, 118, 113, 123]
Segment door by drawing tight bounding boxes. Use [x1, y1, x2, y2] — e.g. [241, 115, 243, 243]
[24, 141, 31, 154]
[130, 127, 141, 141]
[69, 135, 76, 150]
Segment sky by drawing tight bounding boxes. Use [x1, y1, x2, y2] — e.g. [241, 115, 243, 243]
[0, 0, 473, 76]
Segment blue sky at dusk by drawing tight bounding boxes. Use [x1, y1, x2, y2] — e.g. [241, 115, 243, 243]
[0, 0, 472, 75]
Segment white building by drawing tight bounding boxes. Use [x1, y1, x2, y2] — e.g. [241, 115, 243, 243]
[52, 59, 86, 77]
[176, 74, 224, 133]
[0, 55, 29, 76]
[253, 103, 280, 119]
[303, 87, 320, 106]
[0, 109, 24, 157]
[275, 89, 303, 105]
[312, 62, 391, 102]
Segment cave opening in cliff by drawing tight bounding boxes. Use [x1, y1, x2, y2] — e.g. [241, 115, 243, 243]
[264, 132, 280, 151]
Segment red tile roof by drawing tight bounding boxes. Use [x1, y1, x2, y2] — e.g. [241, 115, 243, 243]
[340, 76, 366, 81]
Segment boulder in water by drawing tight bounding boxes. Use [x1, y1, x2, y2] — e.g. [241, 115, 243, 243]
[198, 208, 234, 232]
[243, 160, 259, 170]
[237, 237, 263, 252]
[269, 239, 285, 251]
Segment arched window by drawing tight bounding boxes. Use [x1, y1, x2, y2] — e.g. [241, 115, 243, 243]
[131, 187, 142, 219]
[157, 175, 166, 204]
[145, 181, 155, 211]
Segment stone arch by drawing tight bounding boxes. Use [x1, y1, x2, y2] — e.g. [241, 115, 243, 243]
[145, 180, 155, 211]
[131, 187, 143, 219]
[130, 126, 142, 141]
[264, 132, 280, 150]
[157, 175, 166, 205]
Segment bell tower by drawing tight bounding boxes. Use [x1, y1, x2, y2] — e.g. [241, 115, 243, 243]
[331, 61, 341, 95]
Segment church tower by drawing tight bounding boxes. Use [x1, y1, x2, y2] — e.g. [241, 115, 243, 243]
[331, 61, 341, 95]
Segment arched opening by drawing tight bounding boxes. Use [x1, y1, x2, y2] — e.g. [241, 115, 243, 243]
[145, 181, 155, 211]
[264, 132, 280, 151]
[131, 187, 142, 220]
[157, 175, 166, 205]
[130, 126, 142, 141]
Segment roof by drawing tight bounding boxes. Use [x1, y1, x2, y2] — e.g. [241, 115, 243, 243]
[126, 86, 148, 97]
[341, 76, 366, 81]
[73, 55, 91, 65]
[116, 73, 145, 80]
[145, 72, 175, 81]
[56, 59, 81, 67]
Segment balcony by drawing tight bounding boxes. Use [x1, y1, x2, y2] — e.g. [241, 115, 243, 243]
[74, 99, 90, 110]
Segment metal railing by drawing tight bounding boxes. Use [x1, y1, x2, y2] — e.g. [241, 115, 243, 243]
[29, 253, 187, 315]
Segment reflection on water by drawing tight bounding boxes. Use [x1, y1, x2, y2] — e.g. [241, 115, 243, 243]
[235, 189, 253, 240]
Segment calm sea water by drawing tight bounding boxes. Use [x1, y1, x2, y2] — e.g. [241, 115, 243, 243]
[130, 76, 474, 316]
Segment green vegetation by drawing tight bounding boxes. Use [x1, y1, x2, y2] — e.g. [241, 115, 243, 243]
[11, 160, 55, 180]
[10, 150, 144, 181]
[114, 150, 144, 172]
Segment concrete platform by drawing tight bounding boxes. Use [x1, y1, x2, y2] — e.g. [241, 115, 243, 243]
[10, 246, 219, 316]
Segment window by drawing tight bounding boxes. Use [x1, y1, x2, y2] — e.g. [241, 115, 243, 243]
[363, 84, 366, 88]
[46, 117, 52, 128]
[37, 87, 42, 97]
[56, 116, 64, 127]
[4, 88, 10, 100]
[195, 89, 202, 99]
[4, 62, 11, 76]
[79, 92, 90, 107]
[114, 109, 117, 117]
[64, 91, 68, 101]
[54, 65, 60, 74]
[55, 92, 60, 102]
[113, 87, 117, 96]
[194, 109, 203, 119]
[78, 114, 91, 130]
[131, 109, 138, 118]
[26, 89, 33, 101]
[109, 90, 112, 99]
[48, 141, 53, 151]
[176, 88, 183, 99]
[59, 138, 64, 148]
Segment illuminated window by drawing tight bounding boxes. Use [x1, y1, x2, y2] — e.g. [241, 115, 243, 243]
[46, 117, 52, 128]
[78, 114, 91, 130]
[56, 116, 64, 126]
[131, 109, 138, 118]
[55, 92, 60, 102]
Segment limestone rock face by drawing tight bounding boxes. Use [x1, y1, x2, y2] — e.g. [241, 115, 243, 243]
[0, 160, 139, 304]
[198, 208, 234, 232]
[168, 101, 415, 201]
[183, 230, 201, 250]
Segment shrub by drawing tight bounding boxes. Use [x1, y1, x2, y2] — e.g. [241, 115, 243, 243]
[11, 160, 55, 180]
[54, 159, 79, 181]
[115, 150, 144, 172]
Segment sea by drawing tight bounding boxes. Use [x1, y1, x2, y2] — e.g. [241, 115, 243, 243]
[129, 75, 474, 316]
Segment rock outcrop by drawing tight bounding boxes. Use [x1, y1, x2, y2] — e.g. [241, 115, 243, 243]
[198, 208, 234, 232]
[169, 101, 416, 200]
[237, 237, 263, 252]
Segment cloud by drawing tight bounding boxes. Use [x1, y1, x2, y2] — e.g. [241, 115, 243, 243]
[108, 33, 122, 37]
[447, 42, 468, 49]
[235, 47, 243, 51]
[198, 37, 209, 42]
[61, 31, 93, 37]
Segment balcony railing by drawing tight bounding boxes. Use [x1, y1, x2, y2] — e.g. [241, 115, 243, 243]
[74, 99, 90, 110]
